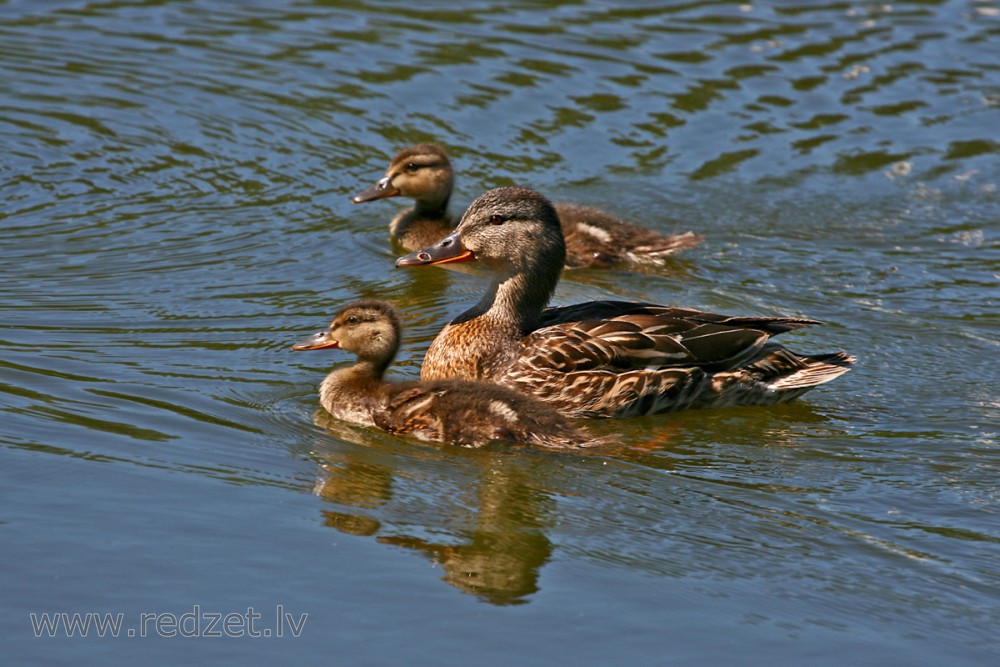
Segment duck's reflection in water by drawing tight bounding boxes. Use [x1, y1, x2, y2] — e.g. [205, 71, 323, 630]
[306, 401, 837, 605]
[377, 458, 553, 606]
[309, 410, 555, 605]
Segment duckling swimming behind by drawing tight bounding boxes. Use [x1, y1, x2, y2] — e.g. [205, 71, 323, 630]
[352, 143, 701, 268]
[292, 299, 596, 449]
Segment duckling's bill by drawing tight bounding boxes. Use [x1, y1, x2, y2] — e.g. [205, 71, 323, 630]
[292, 329, 342, 351]
[395, 231, 475, 267]
[351, 176, 399, 203]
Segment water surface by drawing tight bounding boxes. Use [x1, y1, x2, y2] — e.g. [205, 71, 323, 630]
[2, 1, 998, 665]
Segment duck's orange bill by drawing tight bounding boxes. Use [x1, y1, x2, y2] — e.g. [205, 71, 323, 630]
[292, 330, 341, 351]
[395, 232, 475, 267]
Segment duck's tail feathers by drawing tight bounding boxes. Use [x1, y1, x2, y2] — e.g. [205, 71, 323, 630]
[768, 351, 855, 391]
[628, 231, 703, 262]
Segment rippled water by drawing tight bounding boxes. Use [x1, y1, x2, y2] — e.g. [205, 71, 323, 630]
[3, 1, 998, 664]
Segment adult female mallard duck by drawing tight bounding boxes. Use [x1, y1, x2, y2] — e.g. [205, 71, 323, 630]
[352, 143, 701, 268]
[395, 187, 854, 419]
[292, 299, 596, 449]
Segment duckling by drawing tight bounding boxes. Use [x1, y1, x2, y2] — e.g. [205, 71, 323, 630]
[292, 299, 596, 449]
[352, 143, 701, 268]
[395, 186, 854, 418]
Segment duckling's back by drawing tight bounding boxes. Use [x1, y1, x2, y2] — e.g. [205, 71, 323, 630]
[375, 379, 594, 450]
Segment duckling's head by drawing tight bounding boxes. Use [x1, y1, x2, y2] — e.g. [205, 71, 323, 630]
[292, 300, 401, 372]
[395, 186, 566, 277]
[352, 144, 453, 210]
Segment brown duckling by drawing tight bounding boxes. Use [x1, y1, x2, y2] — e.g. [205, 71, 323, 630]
[292, 299, 596, 449]
[395, 186, 854, 418]
[352, 143, 701, 268]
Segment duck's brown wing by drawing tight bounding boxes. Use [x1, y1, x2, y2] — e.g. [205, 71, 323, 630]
[535, 301, 821, 370]
[510, 302, 850, 418]
[525, 316, 767, 374]
[537, 300, 820, 335]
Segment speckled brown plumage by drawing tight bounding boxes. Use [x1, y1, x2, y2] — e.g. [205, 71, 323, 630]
[395, 187, 854, 418]
[556, 203, 701, 268]
[352, 143, 701, 268]
[292, 299, 596, 449]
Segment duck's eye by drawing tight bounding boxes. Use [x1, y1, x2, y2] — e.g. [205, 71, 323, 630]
[405, 163, 419, 173]
[489, 214, 506, 225]
[346, 316, 359, 324]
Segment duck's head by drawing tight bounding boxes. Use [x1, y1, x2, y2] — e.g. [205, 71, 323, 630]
[351, 144, 453, 209]
[395, 186, 567, 277]
[292, 300, 401, 369]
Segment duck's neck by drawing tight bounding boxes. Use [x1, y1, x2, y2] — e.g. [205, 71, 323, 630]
[414, 192, 451, 221]
[319, 360, 391, 422]
[463, 267, 558, 335]
[421, 264, 559, 382]
[391, 195, 453, 246]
